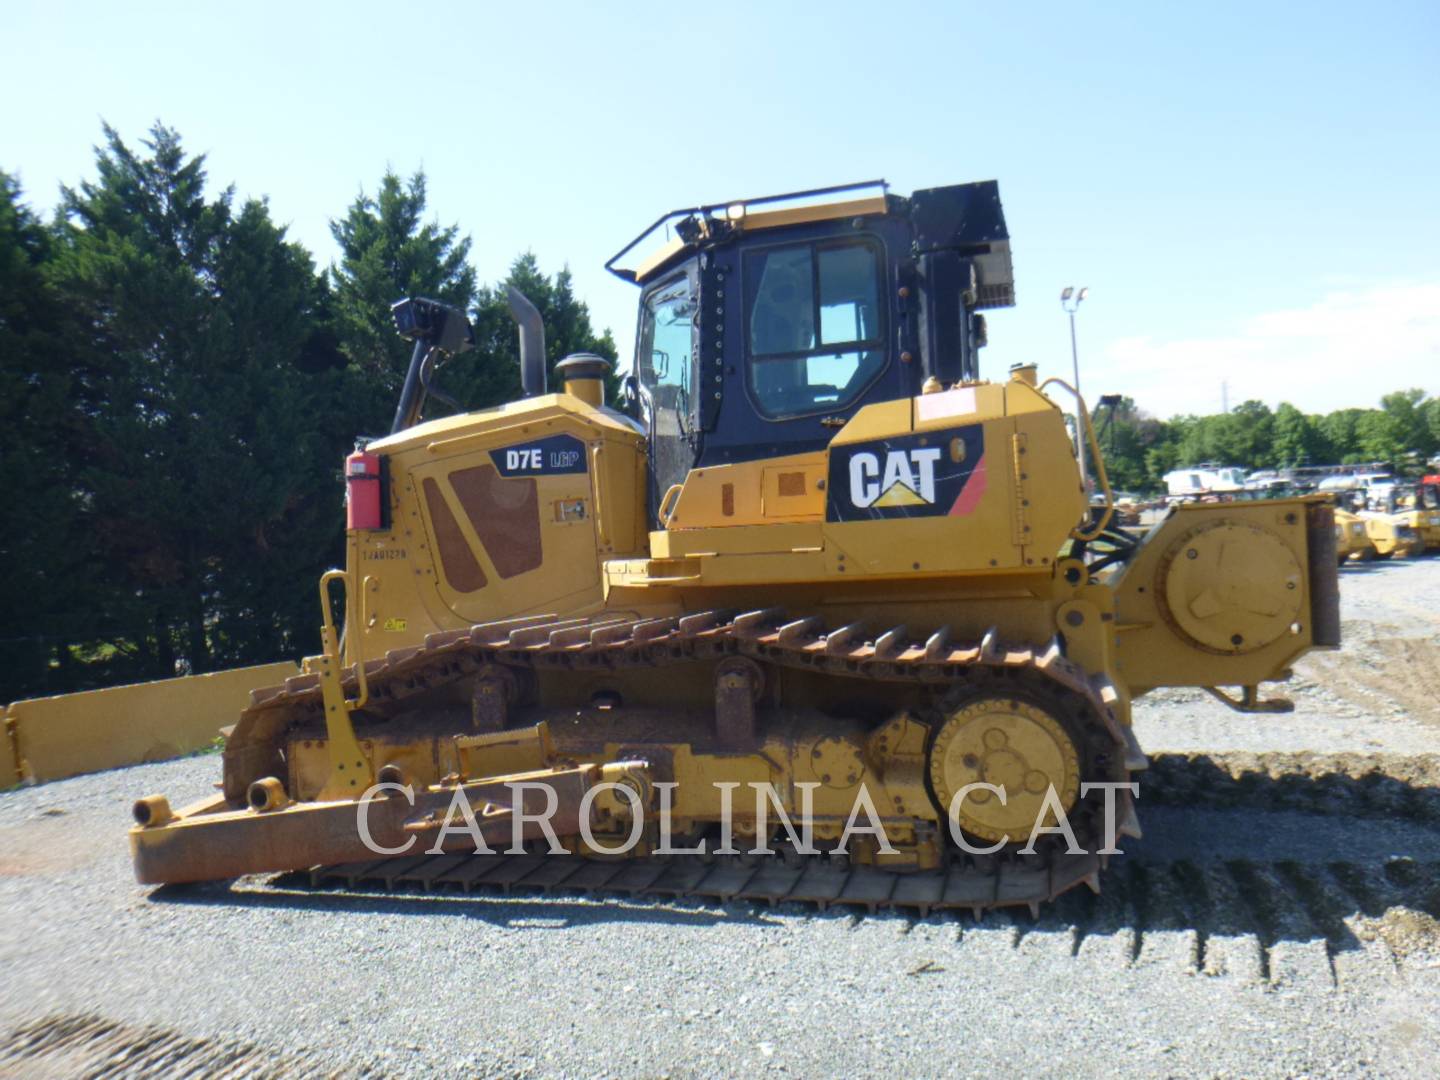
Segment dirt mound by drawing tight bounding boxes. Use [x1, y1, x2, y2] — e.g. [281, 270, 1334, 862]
[1299, 633, 1440, 729]
[1356, 907, 1440, 961]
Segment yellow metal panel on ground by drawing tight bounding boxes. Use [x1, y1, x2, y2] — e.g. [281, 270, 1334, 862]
[1, 708, 18, 786]
[6, 661, 299, 784]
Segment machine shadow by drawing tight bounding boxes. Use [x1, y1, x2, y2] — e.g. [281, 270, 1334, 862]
[146, 878, 760, 929]
[1339, 557, 1434, 576]
[1140, 751, 1440, 823]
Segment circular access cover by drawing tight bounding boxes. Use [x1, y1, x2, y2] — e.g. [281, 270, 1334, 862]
[1158, 522, 1304, 654]
[928, 697, 1080, 843]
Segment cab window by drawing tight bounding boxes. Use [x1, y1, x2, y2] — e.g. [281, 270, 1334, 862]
[638, 275, 696, 427]
[744, 239, 885, 418]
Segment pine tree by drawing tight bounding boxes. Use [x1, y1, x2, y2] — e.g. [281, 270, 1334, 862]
[0, 173, 94, 699]
[328, 171, 476, 433]
[460, 252, 620, 412]
[48, 123, 341, 678]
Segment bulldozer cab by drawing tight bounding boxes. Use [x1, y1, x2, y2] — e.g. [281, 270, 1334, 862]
[617, 180, 1015, 525]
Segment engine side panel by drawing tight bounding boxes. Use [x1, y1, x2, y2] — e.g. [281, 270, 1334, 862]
[346, 395, 647, 666]
[608, 375, 1085, 596]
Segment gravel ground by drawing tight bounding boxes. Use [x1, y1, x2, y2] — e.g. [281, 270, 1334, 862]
[2, 557, 1439, 1078]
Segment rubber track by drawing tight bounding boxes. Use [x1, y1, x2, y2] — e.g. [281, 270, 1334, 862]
[242, 608, 1140, 915]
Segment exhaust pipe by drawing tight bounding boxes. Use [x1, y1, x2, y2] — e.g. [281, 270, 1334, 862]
[506, 286, 547, 397]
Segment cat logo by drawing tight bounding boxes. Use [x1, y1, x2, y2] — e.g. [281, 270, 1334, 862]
[849, 448, 942, 508]
[826, 423, 986, 522]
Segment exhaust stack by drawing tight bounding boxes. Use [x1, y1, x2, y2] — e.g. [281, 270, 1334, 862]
[506, 286, 547, 397]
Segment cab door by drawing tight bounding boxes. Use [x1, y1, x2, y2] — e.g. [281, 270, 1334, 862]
[636, 265, 700, 525]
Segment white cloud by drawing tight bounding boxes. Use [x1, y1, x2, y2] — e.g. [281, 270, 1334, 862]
[1099, 282, 1440, 418]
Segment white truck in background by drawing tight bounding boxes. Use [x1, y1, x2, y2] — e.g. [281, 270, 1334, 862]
[1163, 464, 1248, 500]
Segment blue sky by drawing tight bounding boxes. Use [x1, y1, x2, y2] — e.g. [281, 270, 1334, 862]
[4, 0, 1437, 418]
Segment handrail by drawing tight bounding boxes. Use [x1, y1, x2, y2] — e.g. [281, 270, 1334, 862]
[591, 444, 609, 547]
[319, 570, 369, 709]
[1038, 377, 1115, 541]
[658, 483, 684, 525]
[604, 179, 888, 281]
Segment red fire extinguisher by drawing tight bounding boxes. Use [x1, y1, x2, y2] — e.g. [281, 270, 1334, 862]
[345, 449, 383, 530]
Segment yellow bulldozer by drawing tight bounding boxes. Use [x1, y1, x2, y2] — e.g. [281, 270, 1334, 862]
[1365, 478, 1440, 552]
[35, 179, 1349, 913]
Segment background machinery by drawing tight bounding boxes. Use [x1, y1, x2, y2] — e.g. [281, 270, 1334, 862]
[1363, 478, 1440, 552]
[1333, 508, 1379, 563]
[123, 180, 1342, 913]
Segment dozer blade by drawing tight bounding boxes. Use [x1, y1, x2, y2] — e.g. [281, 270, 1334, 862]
[130, 757, 649, 886]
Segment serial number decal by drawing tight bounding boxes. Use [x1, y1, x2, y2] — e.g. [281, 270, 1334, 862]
[490, 434, 588, 478]
[826, 424, 987, 522]
[364, 548, 408, 560]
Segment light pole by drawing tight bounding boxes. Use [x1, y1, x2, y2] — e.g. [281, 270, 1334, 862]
[1060, 286, 1089, 489]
